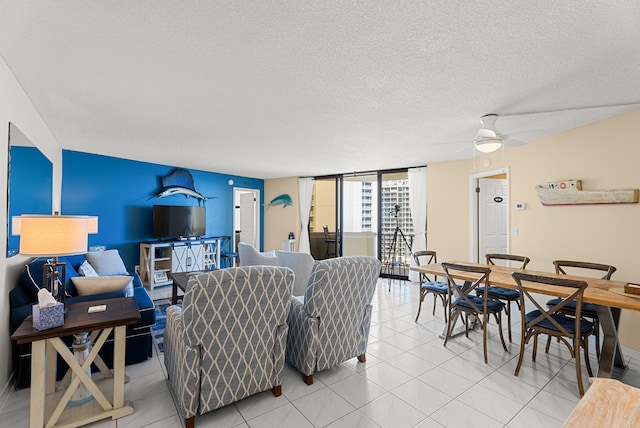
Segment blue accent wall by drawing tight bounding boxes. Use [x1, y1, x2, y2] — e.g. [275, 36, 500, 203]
[61, 150, 264, 271]
[7, 146, 53, 255]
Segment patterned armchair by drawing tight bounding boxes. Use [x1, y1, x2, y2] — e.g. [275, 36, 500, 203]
[164, 266, 294, 428]
[286, 256, 381, 384]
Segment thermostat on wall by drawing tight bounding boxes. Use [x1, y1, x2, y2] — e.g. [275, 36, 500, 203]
[515, 202, 526, 210]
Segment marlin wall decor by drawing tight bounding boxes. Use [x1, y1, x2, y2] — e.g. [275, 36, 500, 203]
[155, 168, 211, 204]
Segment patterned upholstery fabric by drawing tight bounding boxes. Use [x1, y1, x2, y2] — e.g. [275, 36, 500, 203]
[164, 266, 293, 421]
[286, 256, 381, 377]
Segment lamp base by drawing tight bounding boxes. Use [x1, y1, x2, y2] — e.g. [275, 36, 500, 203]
[43, 258, 66, 304]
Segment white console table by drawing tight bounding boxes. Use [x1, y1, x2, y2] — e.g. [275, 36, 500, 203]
[139, 237, 225, 295]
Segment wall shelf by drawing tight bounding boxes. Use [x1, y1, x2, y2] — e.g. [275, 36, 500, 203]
[535, 186, 639, 206]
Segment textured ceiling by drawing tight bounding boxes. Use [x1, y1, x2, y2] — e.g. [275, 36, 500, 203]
[1, 1, 640, 179]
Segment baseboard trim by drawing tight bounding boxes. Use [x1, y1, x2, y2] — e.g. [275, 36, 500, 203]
[0, 370, 14, 408]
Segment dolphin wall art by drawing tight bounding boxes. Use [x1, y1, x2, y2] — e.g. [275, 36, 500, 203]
[263, 194, 293, 208]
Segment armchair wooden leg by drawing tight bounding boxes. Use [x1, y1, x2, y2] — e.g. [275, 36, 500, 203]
[357, 353, 366, 363]
[272, 384, 282, 397]
[185, 416, 195, 428]
[303, 374, 314, 385]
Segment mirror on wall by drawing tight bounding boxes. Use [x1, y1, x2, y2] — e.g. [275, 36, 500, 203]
[6, 122, 53, 257]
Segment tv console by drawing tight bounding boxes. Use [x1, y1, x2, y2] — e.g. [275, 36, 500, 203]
[138, 237, 227, 297]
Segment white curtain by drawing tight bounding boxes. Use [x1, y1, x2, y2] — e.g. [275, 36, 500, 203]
[298, 177, 314, 254]
[408, 167, 427, 281]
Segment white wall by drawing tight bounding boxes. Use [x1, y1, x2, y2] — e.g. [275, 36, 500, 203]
[0, 56, 62, 393]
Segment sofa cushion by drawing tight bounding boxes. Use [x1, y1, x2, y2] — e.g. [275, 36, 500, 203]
[20, 257, 80, 299]
[85, 249, 128, 276]
[72, 276, 133, 296]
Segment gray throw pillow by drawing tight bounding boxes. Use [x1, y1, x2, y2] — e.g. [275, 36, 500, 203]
[85, 249, 128, 276]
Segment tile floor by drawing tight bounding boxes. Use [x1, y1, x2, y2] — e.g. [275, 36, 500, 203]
[3, 278, 640, 428]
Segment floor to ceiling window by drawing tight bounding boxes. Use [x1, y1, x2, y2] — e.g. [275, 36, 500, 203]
[309, 176, 340, 260]
[310, 169, 415, 279]
[380, 171, 414, 279]
[342, 174, 378, 257]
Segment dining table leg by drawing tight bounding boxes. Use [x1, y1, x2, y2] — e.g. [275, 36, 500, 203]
[596, 305, 625, 378]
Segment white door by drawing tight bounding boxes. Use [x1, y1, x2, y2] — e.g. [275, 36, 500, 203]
[478, 178, 508, 261]
[234, 188, 260, 249]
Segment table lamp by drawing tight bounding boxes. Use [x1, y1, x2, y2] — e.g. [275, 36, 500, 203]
[13, 213, 98, 304]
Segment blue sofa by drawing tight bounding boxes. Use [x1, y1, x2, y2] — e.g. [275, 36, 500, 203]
[9, 253, 156, 388]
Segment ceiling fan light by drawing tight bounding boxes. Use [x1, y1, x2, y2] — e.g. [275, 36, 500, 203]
[474, 138, 502, 153]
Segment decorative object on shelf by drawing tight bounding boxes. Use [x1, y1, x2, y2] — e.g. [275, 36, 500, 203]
[264, 193, 292, 208]
[546, 179, 582, 191]
[156, 168, 212, 204]
[535, 181, 639, 206]
[154, 271, 168, 284]
[12, 213, 98, 303]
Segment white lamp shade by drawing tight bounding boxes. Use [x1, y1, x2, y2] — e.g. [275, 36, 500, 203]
[474, 138, 502, 153]
[88, 216, 99, 234]
[13, 215, 98, 256]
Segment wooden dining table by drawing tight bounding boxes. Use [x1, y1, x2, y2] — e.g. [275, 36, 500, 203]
[411, 261, 640, 379]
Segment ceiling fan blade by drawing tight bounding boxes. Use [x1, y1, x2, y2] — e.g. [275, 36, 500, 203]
[456, 145, 474, 153]
[503, 138, 526, 147]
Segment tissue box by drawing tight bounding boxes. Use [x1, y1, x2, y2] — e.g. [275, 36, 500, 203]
[32, 303, 64, 331]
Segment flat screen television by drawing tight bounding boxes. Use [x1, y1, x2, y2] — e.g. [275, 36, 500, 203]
[152, 205, 206, 239]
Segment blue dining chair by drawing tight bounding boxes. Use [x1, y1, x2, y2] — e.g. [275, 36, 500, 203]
[413, 250, 448, 322]
[545, 260, 616, 361]
[513, 271, 594, 396]
[476, 253, 530, 342]
[442, 262, 507, 364]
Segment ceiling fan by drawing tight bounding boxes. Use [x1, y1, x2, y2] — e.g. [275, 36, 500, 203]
[473, 114, 525, 153]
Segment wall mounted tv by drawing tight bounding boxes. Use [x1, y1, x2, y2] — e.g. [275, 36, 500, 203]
[152, 205, 206, 239]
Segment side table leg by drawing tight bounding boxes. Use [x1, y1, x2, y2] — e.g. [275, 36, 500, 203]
[31, 340, 46, 428]
[114, 325, 126, 408]
[45, 339, 57, 394]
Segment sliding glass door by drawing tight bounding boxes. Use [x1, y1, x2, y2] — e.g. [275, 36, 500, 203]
[309, 176, 341, 260]
[379, 171, 413, 279]
[342, 174, 378, 257]
[310, 169, 414, 278]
